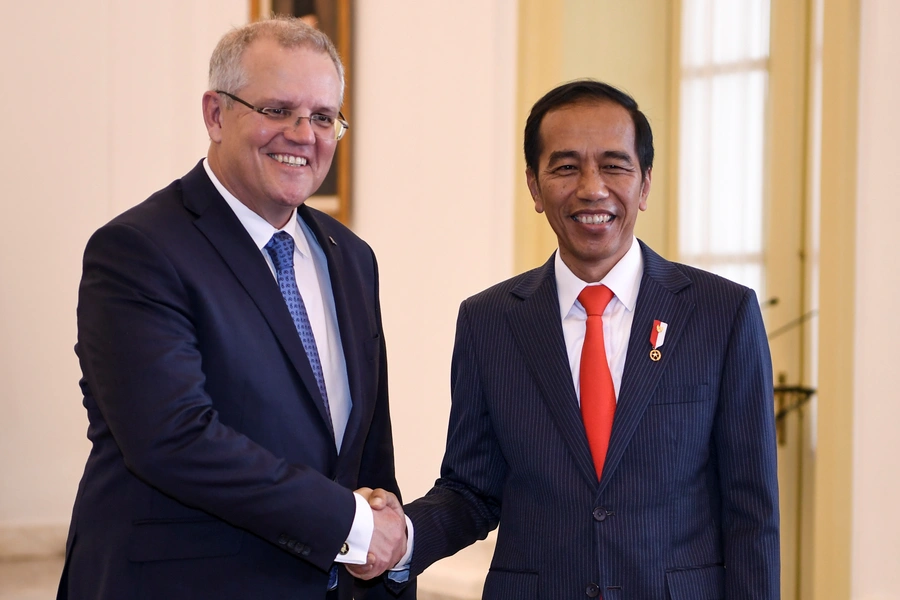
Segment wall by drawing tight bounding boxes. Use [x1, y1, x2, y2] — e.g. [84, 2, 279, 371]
[352, 3, 518, 594]
[353, 0, 517, 504]
[811, 0, 859, 596]
[851, 0, 900, 597]
[0, 0, 248, 557]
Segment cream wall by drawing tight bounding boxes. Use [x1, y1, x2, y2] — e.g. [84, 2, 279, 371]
[352, 0, 517, 503]
[352, 5, 518, 592]
[852, 0, 900, 596]
[0, 0, 248, 556]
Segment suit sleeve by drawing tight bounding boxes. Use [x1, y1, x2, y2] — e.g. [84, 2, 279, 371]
[714, 288, 781, 597]
[77, 222, 355, 571]
[404, 301, 504, 576]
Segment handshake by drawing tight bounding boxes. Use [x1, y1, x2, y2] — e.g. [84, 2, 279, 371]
[350, 487, 409, 580]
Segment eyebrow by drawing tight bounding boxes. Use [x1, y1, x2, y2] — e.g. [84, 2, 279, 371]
[546, 150, 580, 166]
[254, 97, 340, 114]
[602, 150, 635, 165]
[545, 149, 636, 166]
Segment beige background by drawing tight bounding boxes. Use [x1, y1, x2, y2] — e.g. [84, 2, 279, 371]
[0, 1, 897, 598]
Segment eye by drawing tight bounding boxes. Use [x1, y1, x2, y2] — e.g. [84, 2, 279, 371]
[553, 164, 578, 173]
[259, 107, 292, 120]
[309, 113, 335, 127]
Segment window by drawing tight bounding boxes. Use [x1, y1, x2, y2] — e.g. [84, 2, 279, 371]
[678, 0, 771, 297]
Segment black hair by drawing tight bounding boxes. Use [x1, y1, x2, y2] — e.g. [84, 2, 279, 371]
[524, 79, 654, 179]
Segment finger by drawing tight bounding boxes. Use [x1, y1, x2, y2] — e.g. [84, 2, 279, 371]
[370, 488, 402, 512]
[367, 489, 388, 510]
[354, 487, 373, 500]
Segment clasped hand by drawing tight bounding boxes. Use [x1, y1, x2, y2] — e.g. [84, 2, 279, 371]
[348, 488, 407, 580]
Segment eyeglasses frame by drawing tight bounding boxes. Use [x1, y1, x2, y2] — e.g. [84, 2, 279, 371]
[215, 90, 349, 141]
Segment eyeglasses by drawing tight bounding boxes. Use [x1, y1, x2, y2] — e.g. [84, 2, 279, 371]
[216, 90, 349, 141]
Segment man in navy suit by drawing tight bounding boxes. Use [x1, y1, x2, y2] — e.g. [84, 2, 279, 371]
[358, 80, 780, 598]
[58, 16, 411, 600]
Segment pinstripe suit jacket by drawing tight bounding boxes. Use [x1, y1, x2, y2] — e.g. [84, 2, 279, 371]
[405, 242, 779, 599]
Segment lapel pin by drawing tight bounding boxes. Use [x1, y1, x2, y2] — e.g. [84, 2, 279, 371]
[649, 320, 668, 362]
[328, 236, 337, 246]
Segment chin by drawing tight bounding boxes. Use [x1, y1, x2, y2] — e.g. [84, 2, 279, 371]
[271, 189, 311, 206]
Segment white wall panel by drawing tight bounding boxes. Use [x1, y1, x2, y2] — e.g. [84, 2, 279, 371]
[0, 0, 246, 554]
[852, 0, 900, 597]
[353, 0, 517, 501]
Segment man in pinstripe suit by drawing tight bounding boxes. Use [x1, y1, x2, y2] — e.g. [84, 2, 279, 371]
[357, 80, 780, 599]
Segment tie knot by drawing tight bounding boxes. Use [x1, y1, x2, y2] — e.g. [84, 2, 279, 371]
[265, 231, 295, 272]
[579, 284, 614, 316]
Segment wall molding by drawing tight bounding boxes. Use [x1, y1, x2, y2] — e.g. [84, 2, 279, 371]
[0, 523, 67, 560]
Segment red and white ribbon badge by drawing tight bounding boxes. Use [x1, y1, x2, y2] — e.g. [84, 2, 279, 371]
[650, 320, 668, 349]
[649, 320, 668, 361]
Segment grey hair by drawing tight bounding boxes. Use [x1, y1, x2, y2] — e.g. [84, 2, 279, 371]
[208, 15, 345, 104]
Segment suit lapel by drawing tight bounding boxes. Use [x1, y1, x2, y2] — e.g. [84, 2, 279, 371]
[298, 206, 368, 456]
[182, 165, 332, 433]
[507, 257, 599, 489]
[598, 242, 694, 493]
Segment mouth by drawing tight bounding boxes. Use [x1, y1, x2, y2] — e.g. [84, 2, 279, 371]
[572, 213, 614, 225]
[269, 153, 308, 167]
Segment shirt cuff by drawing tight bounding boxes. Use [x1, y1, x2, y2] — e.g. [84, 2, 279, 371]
[387, 567, 410, 583]
[333, 492, 373, 565]
[389, 514, 415, 573]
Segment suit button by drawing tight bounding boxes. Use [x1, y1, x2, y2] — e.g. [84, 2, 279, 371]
[287, 540, 297, 550]
[586, 583, 600, 597]
[278, 534, 289, 545]
[592, 507, 607, 522]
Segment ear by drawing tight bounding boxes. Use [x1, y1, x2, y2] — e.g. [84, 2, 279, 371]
[526, 167, 544, 214]
[202, 90, 225, 143]
[638, 167, 652, 211]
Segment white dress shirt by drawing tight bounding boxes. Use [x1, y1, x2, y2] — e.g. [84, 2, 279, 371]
[555, 236, 644, 402]
[203, 159, 372, 565]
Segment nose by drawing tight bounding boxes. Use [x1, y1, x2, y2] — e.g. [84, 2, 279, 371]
[577, 167, 610, 201]
[283, 116, 317, 143]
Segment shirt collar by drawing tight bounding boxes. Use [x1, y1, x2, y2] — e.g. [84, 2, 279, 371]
[202, 158, 312, 258]
[555, 236, 644, 319]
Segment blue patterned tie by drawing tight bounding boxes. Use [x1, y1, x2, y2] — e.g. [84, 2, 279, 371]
[264, 232, 332, 430]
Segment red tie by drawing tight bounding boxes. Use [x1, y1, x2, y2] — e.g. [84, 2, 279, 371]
[578, 285, 616, 480]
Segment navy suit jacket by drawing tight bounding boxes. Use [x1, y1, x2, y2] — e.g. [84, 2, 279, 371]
[59, 161, 412, 599]
[404, 243, 779, 599]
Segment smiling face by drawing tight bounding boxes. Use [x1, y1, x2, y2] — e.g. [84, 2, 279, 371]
[527, 100, 651, 283]
[203, 37, 342, 228]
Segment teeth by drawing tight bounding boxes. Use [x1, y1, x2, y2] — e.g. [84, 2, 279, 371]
[574, 214, 612, 224]
[270, 154, 307, 166]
